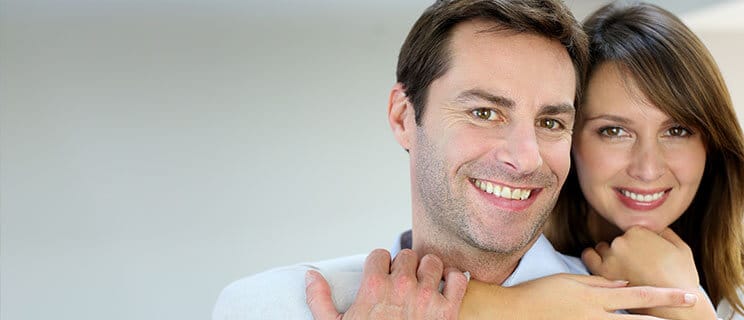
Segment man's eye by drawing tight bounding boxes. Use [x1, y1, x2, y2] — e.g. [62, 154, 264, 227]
[471, 108, 497, 121]
[537, 118, 563, 130]
[667, 126, 692, 137]
[598, 126, 626, 137]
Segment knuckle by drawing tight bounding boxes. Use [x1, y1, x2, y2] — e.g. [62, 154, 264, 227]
[418, 286, 436, 300]
[398, 249, 416, 259]
[420, 255, 444, 275]
[422, 253, 442, 266]
[636, 286, 653, 303]
[681, 244, 693, 255]
[447, 270, 467, 286]
[394, 273, 415, 290]
[369, 248, 391, 260]
[393, 249, 416, 266]
[609, 236, 624, 248]
[363, 273, 386, 292]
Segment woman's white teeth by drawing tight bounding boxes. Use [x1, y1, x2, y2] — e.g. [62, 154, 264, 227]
[621, 190, 665, 202]
[474, 179, 531, 200]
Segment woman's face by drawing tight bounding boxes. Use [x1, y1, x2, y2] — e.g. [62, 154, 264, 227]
[574, 62, 706, 234]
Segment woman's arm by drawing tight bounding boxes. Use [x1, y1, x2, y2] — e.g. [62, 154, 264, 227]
[460, 273, 698, 319]
[305, 247, 700, 319]
[581, 226, 718, 320]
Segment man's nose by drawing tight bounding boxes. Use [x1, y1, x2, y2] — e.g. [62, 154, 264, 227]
[627, 140, 667, 182]
[493, 121, 543, 175]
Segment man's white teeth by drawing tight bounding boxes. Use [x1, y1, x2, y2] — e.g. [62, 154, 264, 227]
[621, 190, 665, 202]
[474, 179, 531, 200]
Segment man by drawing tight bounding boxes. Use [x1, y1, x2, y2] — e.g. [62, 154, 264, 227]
[213, 1, 700, 319]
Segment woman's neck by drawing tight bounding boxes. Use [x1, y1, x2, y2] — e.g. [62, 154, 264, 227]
[586, 208, 624, 244]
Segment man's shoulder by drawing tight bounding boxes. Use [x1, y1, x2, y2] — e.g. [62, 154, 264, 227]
[557, 252, 589, 275]
[212, 254, 367, 320]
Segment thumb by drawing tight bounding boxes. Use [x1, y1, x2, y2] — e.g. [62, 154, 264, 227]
[305, 270, 342, 320]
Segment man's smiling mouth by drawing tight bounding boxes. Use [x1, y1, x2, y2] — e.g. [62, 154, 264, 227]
[472, 178, 533, 200]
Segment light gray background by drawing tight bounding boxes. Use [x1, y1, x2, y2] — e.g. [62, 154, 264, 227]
[2, 1, 743, 319]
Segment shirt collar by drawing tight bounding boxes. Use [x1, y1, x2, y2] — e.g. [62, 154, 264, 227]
[391, 230, 584, 286]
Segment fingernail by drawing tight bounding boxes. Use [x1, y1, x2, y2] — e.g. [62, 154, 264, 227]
[684, 293, 698, 305]
[614, 280, 629, 285]
[463, 271, 471, 282]
[305, 270, 316, 286]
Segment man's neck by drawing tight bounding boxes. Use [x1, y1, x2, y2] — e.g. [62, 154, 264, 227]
[410, 229, 535, 284]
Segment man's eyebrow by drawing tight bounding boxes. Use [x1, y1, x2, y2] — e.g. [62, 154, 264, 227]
[583, 114, 631, 124]
[454, 89, 515, 109]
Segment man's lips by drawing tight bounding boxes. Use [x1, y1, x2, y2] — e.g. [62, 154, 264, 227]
[470, 178, 542, 211]
[472, 178, 533, 200]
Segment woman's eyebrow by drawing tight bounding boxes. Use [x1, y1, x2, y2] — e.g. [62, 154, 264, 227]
[583, 114, 631, 124]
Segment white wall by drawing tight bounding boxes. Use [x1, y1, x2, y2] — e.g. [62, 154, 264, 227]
[683, 0, 744, 123]
[1, 1, 740, 320]
[1, 1, 428, 319]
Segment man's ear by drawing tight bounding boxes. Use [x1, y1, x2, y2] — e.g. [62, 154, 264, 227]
[388, 83, 416, 151]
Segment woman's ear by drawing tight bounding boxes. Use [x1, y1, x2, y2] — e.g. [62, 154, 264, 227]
[388, 83, 415, 151]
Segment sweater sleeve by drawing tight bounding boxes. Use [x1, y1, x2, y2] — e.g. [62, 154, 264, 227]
[212, 265, 314, 320]
[212, 254, 366, 320]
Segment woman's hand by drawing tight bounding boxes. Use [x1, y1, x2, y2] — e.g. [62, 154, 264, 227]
[582, 226, 717, 320]
[582, 226, 699, 289]
[460, 273, 698, 319]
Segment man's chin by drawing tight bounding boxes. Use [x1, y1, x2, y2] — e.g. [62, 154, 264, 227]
[462, 231, 539, 255]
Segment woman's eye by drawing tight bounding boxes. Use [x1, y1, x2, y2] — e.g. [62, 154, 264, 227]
[538, 118, 563, 130]
[667, 126, 692, 137]
[471, 108, 497, 121]
[599, 126, 626, 137]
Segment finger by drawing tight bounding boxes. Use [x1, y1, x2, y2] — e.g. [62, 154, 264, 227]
[595, 241, 611, 256]
[442, 267, 468, 305]
[601, 286, 697, 311]
[581, 247, 604, 276]
[305, 270, 342, 320]
[390, 249, 418, 278]
[554, 273, 628, 288]
[607, 313, 666, 320]
[658, 228, 687, 248]
[363, 248, 392, 276]
[416, 254, 444, 290]
[625, 225, 653, 235]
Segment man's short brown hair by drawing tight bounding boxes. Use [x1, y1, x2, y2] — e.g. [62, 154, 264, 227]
[397, 0, 589, 124]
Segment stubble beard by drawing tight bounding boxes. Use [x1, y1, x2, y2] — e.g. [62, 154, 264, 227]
[413, 127, 555, 255]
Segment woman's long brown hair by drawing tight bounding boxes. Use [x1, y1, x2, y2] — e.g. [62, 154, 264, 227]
[546, 2, 744, 316]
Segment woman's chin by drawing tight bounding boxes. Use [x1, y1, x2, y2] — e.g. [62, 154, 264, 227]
[621, 221, 664, 234]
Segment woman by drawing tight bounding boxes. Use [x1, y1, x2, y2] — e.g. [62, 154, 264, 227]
[463, 2, 744, 319]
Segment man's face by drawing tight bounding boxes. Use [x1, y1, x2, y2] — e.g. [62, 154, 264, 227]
[408, 20, 576, 254]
